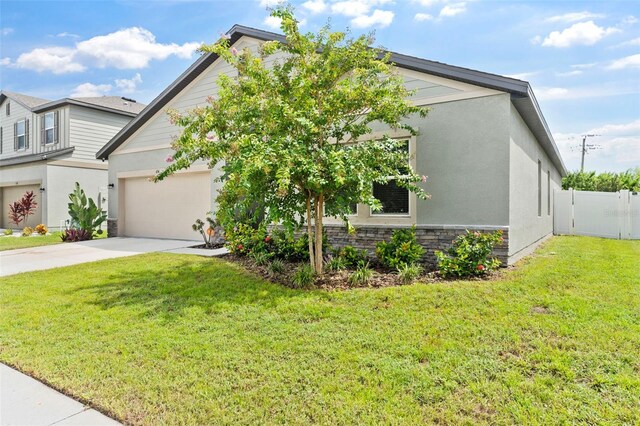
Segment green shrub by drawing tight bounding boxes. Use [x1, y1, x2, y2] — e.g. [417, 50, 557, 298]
[562, 168, 640, 192]
[225, 223, 268, 255]
[268, 259, 285, 275]
[60, 228, 93, 242]
[348, 262, 374, 286]
[269, 229, 309, 261]
[325, 255, 348, 272]
[35, 224, 48, 235]
[376, 226, 425, 269]
[292, 264, 315, 288]
[397, 263, 424, 284]
[21, 227, 34, 237]
[435, 230, 503, 278]
[250, 251, 272, 266]
[334, 245, 368, 268]
[3, 229, 13, 236]
[68, 182, 106, 236]
[192, 213, 220, 248]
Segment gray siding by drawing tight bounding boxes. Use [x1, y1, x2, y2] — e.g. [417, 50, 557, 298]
[508, 103, 562, 259]
[0, 98, 35, 159]
[68, 105, 131, 161]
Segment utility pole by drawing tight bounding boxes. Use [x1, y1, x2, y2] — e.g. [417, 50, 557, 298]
[580, 134, 600, 172]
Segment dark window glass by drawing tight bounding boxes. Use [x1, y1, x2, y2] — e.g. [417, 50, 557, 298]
[373, 180, 409, 214]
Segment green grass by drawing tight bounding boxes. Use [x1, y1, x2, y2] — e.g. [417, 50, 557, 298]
[0, 232, 62, 251]
[0, 236, 638, 424]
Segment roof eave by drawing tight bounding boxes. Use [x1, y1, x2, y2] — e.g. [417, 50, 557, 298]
[34, 99, 139, 117]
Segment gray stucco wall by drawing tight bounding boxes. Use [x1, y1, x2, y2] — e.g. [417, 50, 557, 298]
[508, 103, 562, 259]
[366, 93, 511, 226]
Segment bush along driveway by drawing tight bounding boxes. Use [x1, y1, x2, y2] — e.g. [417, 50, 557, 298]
[0, 236, 638, 424]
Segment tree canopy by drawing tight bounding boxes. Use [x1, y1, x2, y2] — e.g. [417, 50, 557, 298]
[157, 7, 429, 273]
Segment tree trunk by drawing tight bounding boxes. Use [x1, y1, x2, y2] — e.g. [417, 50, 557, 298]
[314, 194, 324, 274]
[306, 193, 315, 270]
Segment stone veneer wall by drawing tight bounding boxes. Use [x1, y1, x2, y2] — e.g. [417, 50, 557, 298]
[323, 224, 509, 269]
[107, 218, 117, 238]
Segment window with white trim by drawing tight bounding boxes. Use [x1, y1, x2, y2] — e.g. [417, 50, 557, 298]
[371, 139, 410, 215]
[16, 120, 26, 150]
[43, 111, 57, 145]
[5, 102, 10, 116]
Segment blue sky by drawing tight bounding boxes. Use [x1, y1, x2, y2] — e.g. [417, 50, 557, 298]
[1, 0, 638, 172]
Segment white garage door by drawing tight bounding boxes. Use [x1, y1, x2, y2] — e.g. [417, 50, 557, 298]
[122, 172, 211, 240]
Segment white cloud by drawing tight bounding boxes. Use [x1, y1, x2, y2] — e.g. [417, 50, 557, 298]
[606, 54, 640, 70]
[541, 21, 620, 48]
[556, 70, 583, 77]
[70, 82, 112, 98]
[536, 87, 569, 100]
[535, 85, 638, 100]
[414, 13, 434, 21]
[622, 15, 638, 25]
[571, 62, 597, 69]
[263, 15, 283, 29]
[56, 32, 80, 39]
[351, 9, 395, 28]
[530, 35, 542, 45]
[259, 0, 285, 7]
[15, 47, 85, 74]
[439, 3, 466, 18]
[330, 0, 393, 17]
[505, 71, 538, 80]
[332, 1, 372, 17]
[302, 0, 327, 14]
[1, 28, 14, 36]
[554, 120, 640, 171]
[115, 73, 143, 93]
[76, 27, 199, 69]
[544, 11, 605, 23]
[11, 27, 199, 74]
[612, 37, 640, 48]
[0, 57, 11, 66]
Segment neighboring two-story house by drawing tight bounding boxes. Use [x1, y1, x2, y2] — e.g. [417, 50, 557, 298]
[0, 91, 145, 229]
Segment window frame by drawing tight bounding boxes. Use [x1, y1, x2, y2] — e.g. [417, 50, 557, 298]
[547, 170, 551, 216]
[323, 130, 417, 226]
[16, 119, 26, 150]
[6, 102, 10, 116]
[369, 138, 412, 217]
[537, 160, 542, 217]
[44, 112, 56, 145]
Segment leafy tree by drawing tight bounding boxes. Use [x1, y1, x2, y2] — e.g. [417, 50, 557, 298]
[157, 7, 429, 273]
[562, 168, 640, 192]
[67, 182, 107, 236]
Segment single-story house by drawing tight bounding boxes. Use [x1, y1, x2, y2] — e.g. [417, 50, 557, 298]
[0, 91, 145, 229]
[97, 25, 567, 266]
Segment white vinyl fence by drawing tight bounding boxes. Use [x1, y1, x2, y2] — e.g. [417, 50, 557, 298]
[554, 189, 639, 240]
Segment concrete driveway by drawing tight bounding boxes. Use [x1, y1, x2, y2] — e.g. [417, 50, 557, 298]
[0, 238, 200, 277]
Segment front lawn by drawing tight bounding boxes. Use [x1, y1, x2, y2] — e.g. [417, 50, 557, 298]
[0, 236, 638, 424]
[0, 232, 63, 251]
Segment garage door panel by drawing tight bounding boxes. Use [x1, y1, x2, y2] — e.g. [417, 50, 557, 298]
[123, 173, 211, 240]
[2, 185, 42, 228]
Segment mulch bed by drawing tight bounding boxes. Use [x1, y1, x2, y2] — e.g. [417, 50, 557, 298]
[189, 243, 226, 249]
[219, 253, 503, 290]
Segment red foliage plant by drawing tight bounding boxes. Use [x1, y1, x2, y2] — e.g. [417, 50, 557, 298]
[7, 191, 38, 227]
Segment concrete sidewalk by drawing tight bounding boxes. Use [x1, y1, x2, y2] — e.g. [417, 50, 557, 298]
[0, 363, 120, 425]
[0, 237, 200, 277]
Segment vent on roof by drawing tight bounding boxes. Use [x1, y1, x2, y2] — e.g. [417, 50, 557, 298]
[121, 97, 137, 103]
